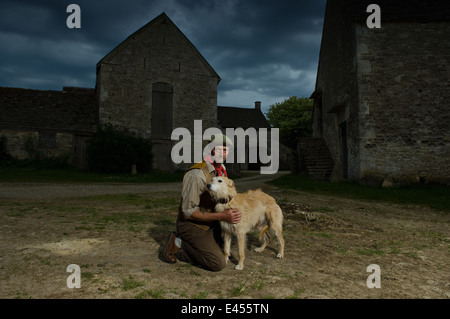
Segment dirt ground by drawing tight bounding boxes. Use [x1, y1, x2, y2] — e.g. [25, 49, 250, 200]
[0, 172, 448, 299]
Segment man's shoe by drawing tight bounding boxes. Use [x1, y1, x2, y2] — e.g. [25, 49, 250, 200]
[161, 232, 179, 264]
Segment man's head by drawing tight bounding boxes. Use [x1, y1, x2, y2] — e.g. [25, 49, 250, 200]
[207, 134, 233, 164]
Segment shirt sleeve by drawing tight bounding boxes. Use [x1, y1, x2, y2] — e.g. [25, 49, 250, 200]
[180, 169, 207, 219]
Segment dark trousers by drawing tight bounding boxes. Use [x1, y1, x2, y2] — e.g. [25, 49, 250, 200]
[176, 220, 226, 271]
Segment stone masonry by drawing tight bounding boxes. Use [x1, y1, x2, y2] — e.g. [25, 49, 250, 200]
[312, 0, 450, 185]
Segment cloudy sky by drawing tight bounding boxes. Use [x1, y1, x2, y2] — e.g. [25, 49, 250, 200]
[0, 0, 326, 113]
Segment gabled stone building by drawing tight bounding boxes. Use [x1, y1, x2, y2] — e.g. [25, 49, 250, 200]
[311, 0, 450, 185]
[97, 12, 220, 138]
[96, 12, 220, 172]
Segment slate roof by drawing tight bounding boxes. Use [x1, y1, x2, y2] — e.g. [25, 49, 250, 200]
[217, 106, 271, 129]
[0, 87, 97, 134]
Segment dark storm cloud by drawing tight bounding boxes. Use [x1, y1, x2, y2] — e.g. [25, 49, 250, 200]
[0, 0, 326, 111]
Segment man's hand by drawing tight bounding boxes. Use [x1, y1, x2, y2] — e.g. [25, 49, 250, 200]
[221, 209, 242, 224]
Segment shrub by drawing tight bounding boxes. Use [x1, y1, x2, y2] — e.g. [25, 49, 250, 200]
[86, 125, 153, 173]
[0, 135, 13, 166]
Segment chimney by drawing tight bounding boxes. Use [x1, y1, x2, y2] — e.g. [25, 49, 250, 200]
[255, 101, 261, 111]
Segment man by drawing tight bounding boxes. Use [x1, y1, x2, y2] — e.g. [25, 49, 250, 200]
[161, 135, 242, 271]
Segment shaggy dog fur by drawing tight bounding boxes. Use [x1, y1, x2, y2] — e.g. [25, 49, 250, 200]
[207, 176, 285, 270]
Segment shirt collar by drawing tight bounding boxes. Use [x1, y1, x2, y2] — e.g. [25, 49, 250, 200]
[204, 158, 225, 175]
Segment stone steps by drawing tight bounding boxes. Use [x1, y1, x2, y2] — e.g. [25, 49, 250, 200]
[298, 138, 334, 181]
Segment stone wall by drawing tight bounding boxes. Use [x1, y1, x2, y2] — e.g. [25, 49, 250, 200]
[356, 23, 450, 184]
[313, 0, 450, 184]
[0, 87, 97, 166]
[313, 0, 361, 181]
[0, 87, 97, 133]
[1, 129, 74, 161]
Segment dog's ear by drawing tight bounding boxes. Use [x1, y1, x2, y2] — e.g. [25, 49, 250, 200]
[227, 179, 234, 188]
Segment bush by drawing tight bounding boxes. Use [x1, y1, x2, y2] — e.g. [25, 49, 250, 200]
[87, 125, 153, 173]
[0, 135, 13, 166]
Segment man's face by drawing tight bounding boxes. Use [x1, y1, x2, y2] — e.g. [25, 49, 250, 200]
[212, 145, 228, 163]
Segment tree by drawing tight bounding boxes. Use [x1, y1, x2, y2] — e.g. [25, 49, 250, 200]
[265, 96, 313, 149]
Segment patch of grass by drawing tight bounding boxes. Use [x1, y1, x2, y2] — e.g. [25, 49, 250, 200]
[230, 280, 248, 297]
[81, 272, 95, 280]
[420, 230, 449, 243]
[83, 194, 179, 209]
[135, 286, 166, 299]
[335, 246, 347, 254]
[312, 232, 333, 238]
[314, 206, 335, 213]
[269, 174, 450, 212]
[0, 168, 186, 183]
[252, 280, 264, 290]
[285, 288, 306, 299]
[13, 291, 33, 299]
[356, 248, 385, 256]
[404, 252, 419, 259]
[193, 291, 209, 299]
[121, 276, 145, 291]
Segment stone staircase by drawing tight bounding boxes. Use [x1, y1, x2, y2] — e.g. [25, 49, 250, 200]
[297, 138, 334, 181]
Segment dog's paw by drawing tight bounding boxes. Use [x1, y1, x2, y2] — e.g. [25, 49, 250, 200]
[234, 264, 244, 270]
[225, 257, 230, 264]
[276, 253, 284, 259]
[254, 247, 264, 253]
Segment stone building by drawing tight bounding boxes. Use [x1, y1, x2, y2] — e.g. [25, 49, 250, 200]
[218, 101, 291, 172]
[96, 12, 220, 172]
[1, 13, 286, 173]
[310, 0, 450, 185]
[97, 13, 219, 137]
[0, 87, 96, 169]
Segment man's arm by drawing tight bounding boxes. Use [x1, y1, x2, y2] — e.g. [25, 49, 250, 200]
[188, 209, 241, 224]
[181, 169, 241, 224]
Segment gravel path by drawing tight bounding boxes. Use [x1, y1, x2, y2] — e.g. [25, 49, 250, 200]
[0, 171, 290, 199]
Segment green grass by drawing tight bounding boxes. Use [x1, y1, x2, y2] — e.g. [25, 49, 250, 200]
[121, 276, 145, 291]
[269, 174, 450, 212]
[0, 168, 185, 183]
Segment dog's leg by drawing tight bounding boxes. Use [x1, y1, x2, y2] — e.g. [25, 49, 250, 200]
[222, 230, 232, 263]
[269, 206, 285, 259]
[235, 232, 246, 270]
[272, 222, 285, 259]
[255, 224, 270, 253]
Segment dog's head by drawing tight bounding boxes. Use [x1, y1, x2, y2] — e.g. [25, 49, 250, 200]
[207, 176, 237, 203]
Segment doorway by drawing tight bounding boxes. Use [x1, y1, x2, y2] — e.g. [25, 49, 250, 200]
[339, 121, 348, 179]
[151, 82, 173, 138]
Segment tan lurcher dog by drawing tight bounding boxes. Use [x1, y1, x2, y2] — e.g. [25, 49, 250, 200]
[207, 176, 285, 270]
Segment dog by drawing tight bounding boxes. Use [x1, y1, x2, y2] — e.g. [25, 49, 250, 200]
[207, 176, 285, 270]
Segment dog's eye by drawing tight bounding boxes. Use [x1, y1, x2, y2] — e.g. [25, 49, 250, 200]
[218, 180, 222, 183]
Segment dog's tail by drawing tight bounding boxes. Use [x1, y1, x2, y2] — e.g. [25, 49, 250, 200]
[259, 224, 270, 241]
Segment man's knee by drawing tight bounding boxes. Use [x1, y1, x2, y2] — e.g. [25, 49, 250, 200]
[204, 253, 226, 272]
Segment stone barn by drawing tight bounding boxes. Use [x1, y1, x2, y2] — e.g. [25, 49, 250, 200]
[310, 0, 450, 185]
[96, 12, 220, 172]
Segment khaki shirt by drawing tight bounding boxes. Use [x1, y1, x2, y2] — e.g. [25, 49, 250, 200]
[180, 161, 226, 219]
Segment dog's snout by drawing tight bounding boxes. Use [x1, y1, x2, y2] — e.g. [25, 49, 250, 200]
[207, 183, 211, 189]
